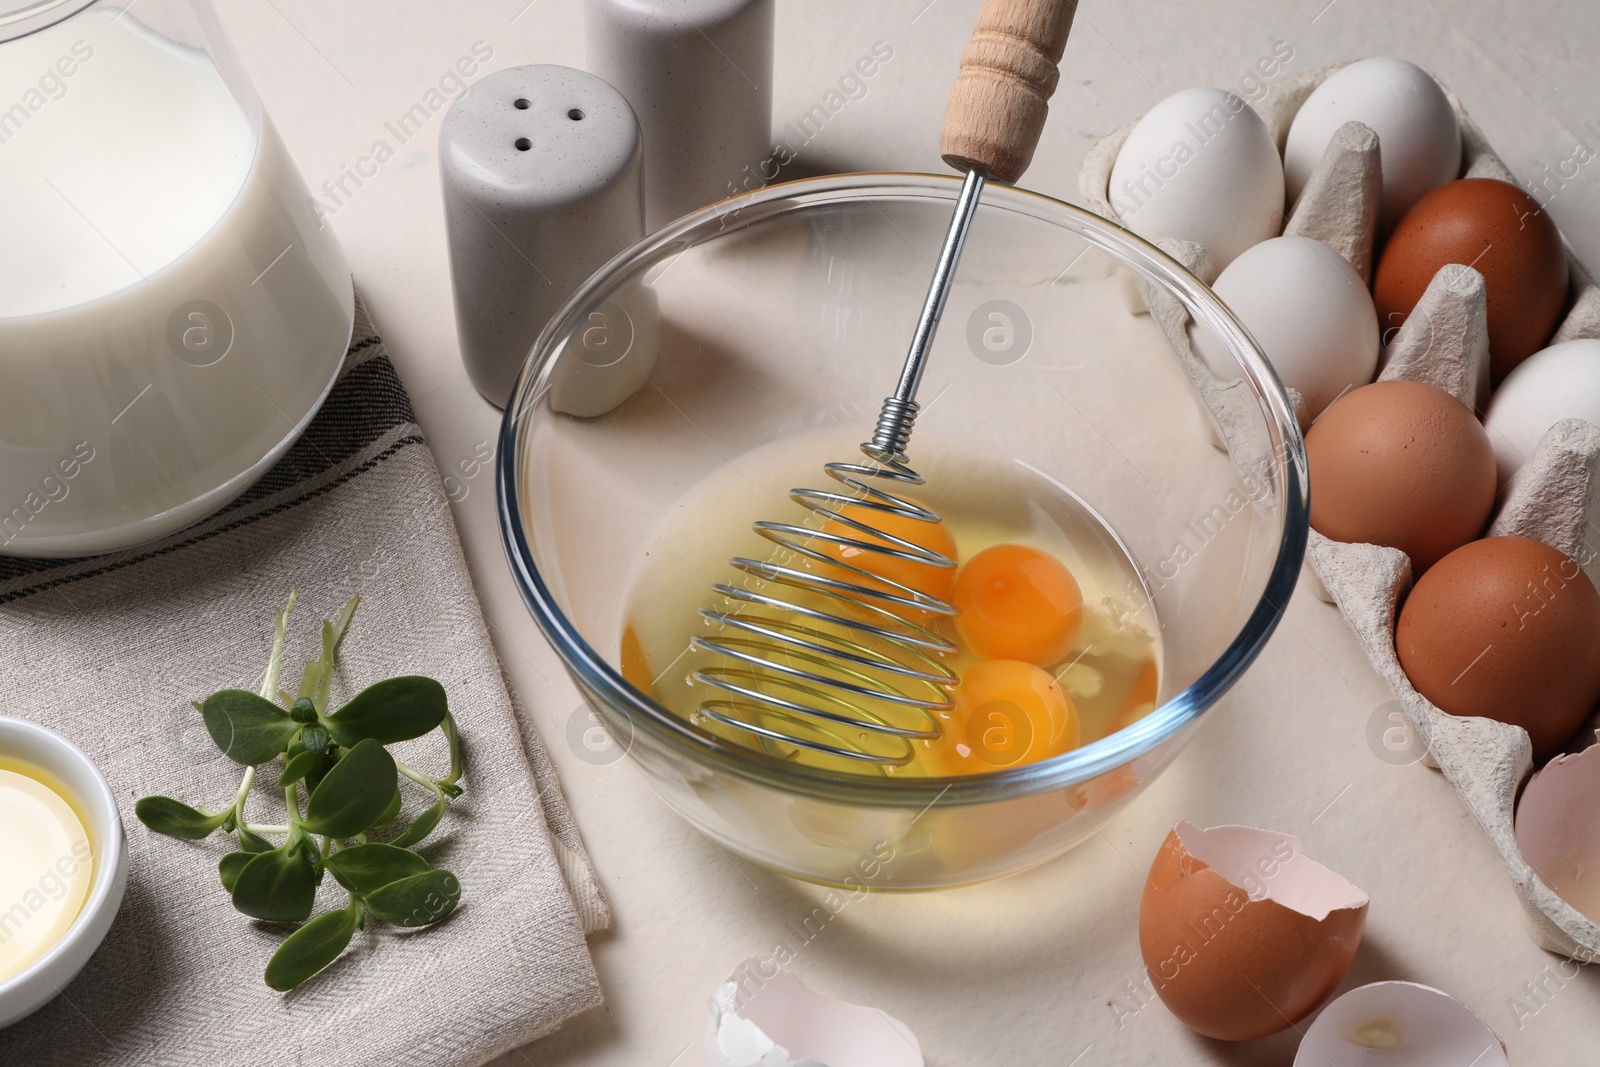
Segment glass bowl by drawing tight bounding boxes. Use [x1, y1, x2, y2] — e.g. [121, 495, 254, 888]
[498, 173, 1307, 889]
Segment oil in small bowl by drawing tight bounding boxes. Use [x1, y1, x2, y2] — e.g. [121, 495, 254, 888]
[0, 755, 96, 983]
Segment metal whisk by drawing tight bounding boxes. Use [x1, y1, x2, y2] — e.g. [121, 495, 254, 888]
[690, 0, 1079, 765]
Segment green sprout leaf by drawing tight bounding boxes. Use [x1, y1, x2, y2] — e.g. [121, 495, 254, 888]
[238, 827, 274, 853]
[386, 792, 447, 849]
[440, 712, 462, 787]
[326, 843, 429, 896]
[374, 787, 403, 828]
[133, 591, 465, 994]
[219, 852, 252, 893]
[300, 724, 330, 755]
[302, 739, 397, 838]
[135, 796, 229, 840]
[202, 689, 299, 766]
[324, 676, 448, 747]
[363, 870, 461, 928]
[278, 750, 327, 789]
[304, 761, 334, 795]
[231, 847, 318, 922]
[264, 907, 359, 992]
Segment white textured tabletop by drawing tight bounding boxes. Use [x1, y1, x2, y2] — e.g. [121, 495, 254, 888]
[213, 1, 1600, 1062]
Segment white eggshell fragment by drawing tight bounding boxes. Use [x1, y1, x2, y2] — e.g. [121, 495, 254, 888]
[1176, 822, 1369, 917]
[1108, 87, 1285, 270]
[1484, 339, 1600, 484]
[1515, 739, 1600, 924]
[704, 959, 923, 1067]
[1190, 235, 1380, 418]
[1294, 981, 1509, 1066]
[1285, 58, 1461, 225]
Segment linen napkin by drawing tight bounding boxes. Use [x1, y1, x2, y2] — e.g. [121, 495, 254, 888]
[0, 299, 608, 1065]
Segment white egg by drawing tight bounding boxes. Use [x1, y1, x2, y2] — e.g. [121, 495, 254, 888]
[1108, 87, 1284, 270]
[1484, 339, 1600, 483]
[1190, 236, 1379, 418]
[1285, 58, 1461, 225]
[1294, 982, 1509, 1067]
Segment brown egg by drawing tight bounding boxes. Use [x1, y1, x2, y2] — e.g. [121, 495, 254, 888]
[1396, 536, 1600, 756]
[1139, 822, 1368, 1041]
[1374, 178, 1569, 382]
[1306, 379, 1496, 574]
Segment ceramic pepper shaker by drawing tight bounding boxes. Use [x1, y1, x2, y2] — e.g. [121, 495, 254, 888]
[585, 0, 774, 230]
[440, 64, 645, 406]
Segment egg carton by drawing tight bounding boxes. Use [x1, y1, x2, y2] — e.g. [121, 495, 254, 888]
[1078, 62, 1600, 960]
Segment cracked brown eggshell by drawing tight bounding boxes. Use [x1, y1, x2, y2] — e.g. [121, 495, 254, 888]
[1138, 822, 1369, 1042]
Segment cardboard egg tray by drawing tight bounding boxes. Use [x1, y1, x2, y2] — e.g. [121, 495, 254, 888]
[1079, 63, 1600, 960]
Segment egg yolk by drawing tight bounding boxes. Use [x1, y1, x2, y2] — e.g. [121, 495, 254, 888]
[620, 624, 655, 698]
[952, 544, 1083, 667]
[932, 659, 1080, 774]
[818, 499, 957, 606]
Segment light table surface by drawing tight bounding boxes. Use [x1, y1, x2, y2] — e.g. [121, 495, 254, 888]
[213, 1, 1600, 1062]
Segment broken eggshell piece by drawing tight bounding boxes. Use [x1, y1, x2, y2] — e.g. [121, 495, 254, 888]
[1515, 738, 1600, 926]
[704, 958, 923, 1067]
[1139, 821, 1368, 1042]
[1293, 981, 1509, 1066]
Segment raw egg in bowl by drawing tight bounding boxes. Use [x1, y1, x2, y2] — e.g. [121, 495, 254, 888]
[499, 175, 1307, 888]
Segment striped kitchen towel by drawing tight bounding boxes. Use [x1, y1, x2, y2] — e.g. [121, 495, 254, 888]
[0, 298, 608, 1066]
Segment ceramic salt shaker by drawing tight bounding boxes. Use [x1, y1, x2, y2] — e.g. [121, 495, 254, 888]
[585, 0, 774, 230]
[440, 64, 648, 407]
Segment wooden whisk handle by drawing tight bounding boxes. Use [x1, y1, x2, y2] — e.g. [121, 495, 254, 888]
[939, 0, 1078, 184]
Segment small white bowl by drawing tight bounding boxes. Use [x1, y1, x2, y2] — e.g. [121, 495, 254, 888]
[0, 717, 128, 1030]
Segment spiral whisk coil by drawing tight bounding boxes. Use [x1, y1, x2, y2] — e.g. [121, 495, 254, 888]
[689, 170, 988, 765]
[691, 444, 960, 765]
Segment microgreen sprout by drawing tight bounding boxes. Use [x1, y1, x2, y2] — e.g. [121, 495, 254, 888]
[136, 590, 465, 991]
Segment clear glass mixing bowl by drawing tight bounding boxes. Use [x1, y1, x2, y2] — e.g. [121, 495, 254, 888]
[498, 174, 1307, 889]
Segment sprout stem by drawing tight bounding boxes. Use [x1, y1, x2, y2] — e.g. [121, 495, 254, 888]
[397, 761, 446, 794]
